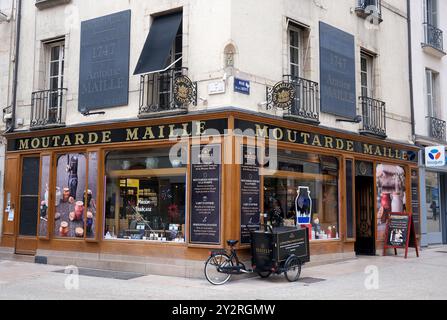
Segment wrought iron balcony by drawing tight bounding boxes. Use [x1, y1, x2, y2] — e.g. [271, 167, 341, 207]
[139, 67, 197, 118]
[359, 96, 387, 139]
[423, 23, 444, 53]
[355, 0, 382, 23]
[31, 88, 67, 129]
[267, 75, 320, 124]
[427, 116, 446, 142]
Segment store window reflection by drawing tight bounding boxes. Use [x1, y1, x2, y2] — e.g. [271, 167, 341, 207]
[426, 171, 441, 233]
[263, 150, 339, 241]
[104, 148, 187, 243]
[39, 156, 51, 237]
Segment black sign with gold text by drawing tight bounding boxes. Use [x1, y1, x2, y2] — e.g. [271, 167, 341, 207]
[234, 120, 419, 163]
[8, 119, 227, 152]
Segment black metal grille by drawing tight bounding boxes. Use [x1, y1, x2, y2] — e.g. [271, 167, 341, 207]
[30, 88, 67, 129]
[428, 116, 446, 142]
[139, 67, 196, 116]
[267, 75, 320, 124]
[360, 96, 386, 138]
[424, 23, 444, 52]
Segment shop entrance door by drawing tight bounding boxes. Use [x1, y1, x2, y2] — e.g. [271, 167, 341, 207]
[355, 174, 376, 256]
[15, 157, 39, 255]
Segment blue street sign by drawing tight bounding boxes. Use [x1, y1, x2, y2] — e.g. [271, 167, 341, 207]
[234, 78, 250, 95]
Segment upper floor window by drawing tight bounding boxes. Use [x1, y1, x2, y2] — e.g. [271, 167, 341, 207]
[355, 0, 382, 23]
[360, 51, 374, 98]
[424, 0, 438, 27]
[426, 68, 440, 118]
[289, 25, 303, 79]
[47, 41, 65, 92]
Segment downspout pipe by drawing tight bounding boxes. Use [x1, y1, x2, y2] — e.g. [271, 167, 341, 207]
[5, 0, 22, 134]
[407, 0, 416, 140]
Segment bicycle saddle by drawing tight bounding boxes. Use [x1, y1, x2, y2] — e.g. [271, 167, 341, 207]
[227, 240, 239, 247]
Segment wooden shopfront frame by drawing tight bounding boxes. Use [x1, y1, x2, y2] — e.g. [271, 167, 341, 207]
[1, 110, 421, 260]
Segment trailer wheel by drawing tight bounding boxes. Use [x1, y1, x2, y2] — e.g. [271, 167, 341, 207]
[257, 271, 272, 279]
[284, 255, 301, 282]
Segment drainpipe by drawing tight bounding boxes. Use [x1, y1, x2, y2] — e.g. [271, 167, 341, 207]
[5, 0, 22, 133]
[407, 0, 416, 140]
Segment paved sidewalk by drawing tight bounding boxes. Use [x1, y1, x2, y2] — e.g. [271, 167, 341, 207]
[0, 246, 446, 300]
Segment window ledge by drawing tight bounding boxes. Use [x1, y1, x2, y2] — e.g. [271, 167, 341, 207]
[421, 43, 446, 59]
[354, 8, 383, 24]
[35, 0, 71, 10]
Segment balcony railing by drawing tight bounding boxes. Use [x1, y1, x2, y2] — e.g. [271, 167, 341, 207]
[428, 116, 446, 142]
[355, 0, 382, 23]
[267, 75, 320, 124]
[359, 96, 387, 138]
[423, 23, 444, 53]
[139, 67, 197, 118]
[31, 88, 67, 129]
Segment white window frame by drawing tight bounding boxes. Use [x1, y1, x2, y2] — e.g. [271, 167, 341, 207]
[46, 41, 65, 92]
[288, 25, 302, 79]
[426, 68, 439, 118]
[360, 52, 374, 98]
[424, 0, 438, 26]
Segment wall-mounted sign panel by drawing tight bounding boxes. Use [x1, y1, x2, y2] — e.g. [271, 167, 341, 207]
[234, 78, 250, 95]
[319, 22, 356, 119]
[78, 10, 131, 112]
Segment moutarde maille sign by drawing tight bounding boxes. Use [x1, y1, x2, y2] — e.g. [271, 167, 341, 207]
[8, 119, 227, 151]
[235, 120, 419, 163]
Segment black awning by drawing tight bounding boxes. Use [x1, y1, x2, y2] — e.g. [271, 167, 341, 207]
[134, 12, 182, 75]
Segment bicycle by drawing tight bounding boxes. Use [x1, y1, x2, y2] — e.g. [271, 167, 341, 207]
[204, 225, 309, 285]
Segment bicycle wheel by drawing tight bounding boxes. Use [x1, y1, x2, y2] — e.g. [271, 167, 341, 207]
[284, 255, 301, 282]
[204, 254, 233, 285]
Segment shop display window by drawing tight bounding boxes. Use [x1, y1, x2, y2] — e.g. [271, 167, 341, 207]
[263, 150, 339, 241]
[39, 155, 51, 238]
[104, 148, 187, 243]
[376, 164, 406, 240]
[54, 153, 97, 239]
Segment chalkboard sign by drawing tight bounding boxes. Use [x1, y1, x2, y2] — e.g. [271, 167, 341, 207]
[19, 157, 40, 236]
[190, 145, 221, 245]
[78, 10, 131, 112]
[240, 145, 260, 244]
[383, 213, 419, 259]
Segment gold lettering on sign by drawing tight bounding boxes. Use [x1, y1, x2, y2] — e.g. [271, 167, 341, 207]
[312, 135, 322, 147]
[31, 138, 40, 149]
[52, 136, 61, 147]
[159, 126, 165, 139]
[42, 137, 50, 148]
[324, 137, 334, 149]
[395, 149, 401, 160]
[374, 146, 382, 156]
[169, 125, 176, 138]
[126, 128, 139, 141]
[363, 144, 373, 155]
[255, 125, 269, 139]
[19, 139, 29, 150]
[287, 130, 297, 143]
[142, 127, 155, 140]
[301, 133, 311, 145]
[182, 123, 190, 137]
[272, 128, 283, 141]
[195, 121, 206, 136]
[62, 135, 72, 146]
[74, 134, 85, 145]
[346, 141, 354, 152]
[102, 131, 112, 143]
[336, 139, 344, 150]
[88, 133, 99, 144]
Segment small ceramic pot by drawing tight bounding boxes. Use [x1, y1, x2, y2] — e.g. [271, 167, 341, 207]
[74, 201, 84, 221]
[69, 211, 76, 222]
[60, 222, 69, 237]
[75, 227, 84, 238]
[63, 188, 70, 203]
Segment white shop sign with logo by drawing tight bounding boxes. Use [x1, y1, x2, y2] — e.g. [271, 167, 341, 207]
[425, 146, 446, 167]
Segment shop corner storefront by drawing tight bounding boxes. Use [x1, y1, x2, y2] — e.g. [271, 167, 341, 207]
[420, 146, 447, 246]
[0, 110, 421, 276]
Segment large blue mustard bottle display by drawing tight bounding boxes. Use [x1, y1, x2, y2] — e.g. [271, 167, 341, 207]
[295, 186, 312, 225]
